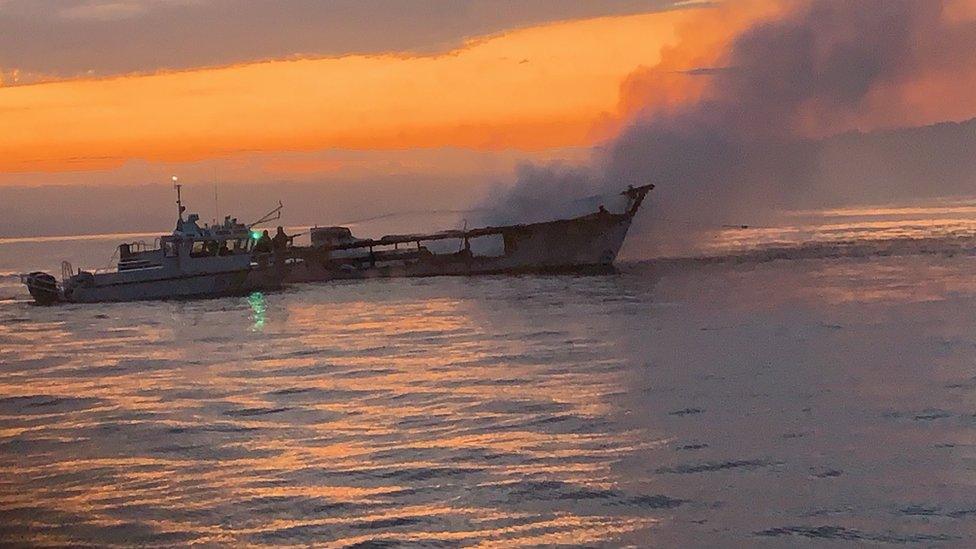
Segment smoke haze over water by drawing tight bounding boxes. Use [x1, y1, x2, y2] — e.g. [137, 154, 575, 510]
[485, 0, 976, 255]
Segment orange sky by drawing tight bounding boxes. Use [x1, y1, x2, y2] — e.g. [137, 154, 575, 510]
[3, 1, 975, 188]
[0, 10, 697, 177]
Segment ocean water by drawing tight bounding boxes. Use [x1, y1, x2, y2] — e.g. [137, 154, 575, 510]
[4, 209, 976, 547]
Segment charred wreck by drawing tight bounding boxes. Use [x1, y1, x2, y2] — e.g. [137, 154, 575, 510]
[285, 184, 653, 282]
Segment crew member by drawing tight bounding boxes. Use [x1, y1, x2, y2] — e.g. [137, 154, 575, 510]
[254, 230, 273, 253]
[272, 226, 291, 252]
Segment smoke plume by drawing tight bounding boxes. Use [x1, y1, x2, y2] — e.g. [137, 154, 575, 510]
[483, 0, 976, 254]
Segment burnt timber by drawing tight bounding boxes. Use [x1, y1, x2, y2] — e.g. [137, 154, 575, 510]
[284, 184, 653, 282]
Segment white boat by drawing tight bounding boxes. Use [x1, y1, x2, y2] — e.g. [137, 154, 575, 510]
[21, 183, 284, 304]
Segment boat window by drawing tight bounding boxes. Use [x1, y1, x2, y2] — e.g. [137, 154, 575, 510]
[190, 240, 221, 257]
[164, 241, 179, 257]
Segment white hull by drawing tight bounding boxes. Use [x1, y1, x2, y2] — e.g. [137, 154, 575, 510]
[65, 268, 278, 303]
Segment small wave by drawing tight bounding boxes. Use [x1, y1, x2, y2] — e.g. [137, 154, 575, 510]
[499, 479, 687, 511]
[166, 423, 261, 434]
[371, 465, 484, 482]
[0, 395, 105, 415]
[897, 504, 976, 519]
[268, 387, 314, 396]
[668, 408, 704, 416]
[351, 516, 427, 530]
[223, 406, 291, 417]
[883, 409, 960, 422]
[811, 468, 843, 479]
[676, 443, 709, 451]
[655, 459, 773, 475]
[755, 525, 958, 544]
[645, 235, 976, 268]
[627, 494, 687, 509]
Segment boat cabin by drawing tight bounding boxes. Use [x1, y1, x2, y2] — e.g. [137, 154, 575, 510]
[116, 213, 258, 273]
[311, 226, 356, 248]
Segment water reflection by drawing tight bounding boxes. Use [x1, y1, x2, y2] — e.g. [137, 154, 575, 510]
[248, 291, 267, 331]
[1, 258, 975, 545]
[0, 276, 667, 545]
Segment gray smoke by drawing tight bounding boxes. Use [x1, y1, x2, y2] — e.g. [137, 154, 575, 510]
[482, 0, 976, 254]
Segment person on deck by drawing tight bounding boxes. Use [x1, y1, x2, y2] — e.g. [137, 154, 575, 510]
[254, 230, 273, 253]
[272, 226, 291, 252]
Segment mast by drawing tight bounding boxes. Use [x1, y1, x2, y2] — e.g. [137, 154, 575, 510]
[172, 175, 186, 232]
[172, 175, 185, 221]
[212, 168, 219, 226]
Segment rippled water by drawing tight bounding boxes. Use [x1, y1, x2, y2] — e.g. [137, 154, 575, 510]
[4, 211, 976, 546]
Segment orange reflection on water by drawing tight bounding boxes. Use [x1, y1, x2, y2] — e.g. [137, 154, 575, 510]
[0, 278, 668, 546]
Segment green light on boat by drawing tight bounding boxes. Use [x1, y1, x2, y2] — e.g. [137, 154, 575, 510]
[251, 231, 262, 240]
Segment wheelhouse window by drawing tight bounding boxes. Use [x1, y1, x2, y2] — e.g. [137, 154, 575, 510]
[190, 241, 208, 257]
[163, 241, 179, 257]
[190, 240, 223, 257]
[179, 238, 254, 257]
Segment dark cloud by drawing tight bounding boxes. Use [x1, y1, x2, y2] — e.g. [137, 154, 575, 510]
[0, 0, 685, 79]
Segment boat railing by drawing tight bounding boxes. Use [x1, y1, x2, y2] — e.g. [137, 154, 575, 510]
[61, 261, 74, 282]
[129, 240, 152, 252]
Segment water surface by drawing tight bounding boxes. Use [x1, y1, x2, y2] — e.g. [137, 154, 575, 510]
[3, 212, 976, 546]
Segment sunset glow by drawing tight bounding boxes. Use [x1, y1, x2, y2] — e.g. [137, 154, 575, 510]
[2, 0, 976, 233]
[0, 11, 693, 175]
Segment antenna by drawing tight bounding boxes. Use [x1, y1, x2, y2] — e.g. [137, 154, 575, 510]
[248, 201, 284, 228]
[172, 175, 185, 221]
[212, 167, 219, 226]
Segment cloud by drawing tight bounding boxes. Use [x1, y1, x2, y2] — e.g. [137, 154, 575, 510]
[59, 1, 149, 21]
[0, 0, 689, 79]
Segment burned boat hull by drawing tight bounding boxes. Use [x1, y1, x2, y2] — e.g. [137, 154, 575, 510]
[289, 213, 631, 281]
[488, 212, 633, 272]
[286, 184, 651, 282]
